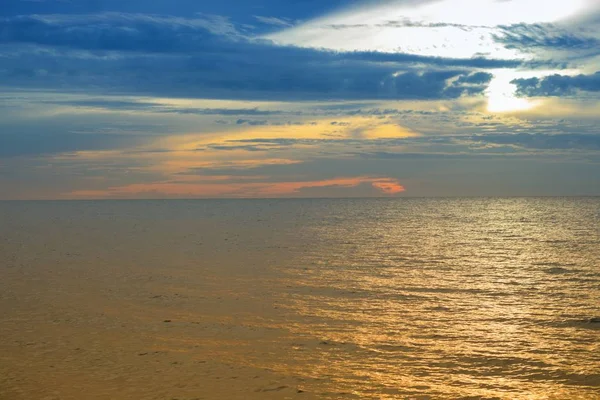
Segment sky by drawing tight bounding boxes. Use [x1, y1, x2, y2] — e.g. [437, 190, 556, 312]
[1, 0, 600, 199]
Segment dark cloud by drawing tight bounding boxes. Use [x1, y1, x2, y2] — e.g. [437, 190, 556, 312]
[470, 133, 600, 151]
[493, 23, 600, 51]
[235, 119, 269, 125]
[0, 13, 521, 100]
[0, 13, 244, 53]
[455, 71, 493, 85]
[512, 72, 600, 96]
[341, 51, 520, 68]
[0, 13, 520, 68]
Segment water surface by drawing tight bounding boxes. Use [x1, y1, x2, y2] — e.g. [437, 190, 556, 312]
[1, 198, 599, 399]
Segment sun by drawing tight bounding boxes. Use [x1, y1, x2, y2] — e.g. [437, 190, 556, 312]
[485, 70, 533, 113]
[487, 88, 538, 113]
[487, 91, 538, 113]
[486, 69, 581, 113]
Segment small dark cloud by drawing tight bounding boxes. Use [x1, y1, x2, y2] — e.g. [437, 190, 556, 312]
[493, 23, 600, 51]
[342, 51, 521, 68]
[330, 121, 351, 126]
[512, 72, 600, 96]
[455, 71, 493, 85]
[236, 119, 269, 125]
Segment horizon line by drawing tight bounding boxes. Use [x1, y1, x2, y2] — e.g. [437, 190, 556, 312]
[1, 195, 600, 202]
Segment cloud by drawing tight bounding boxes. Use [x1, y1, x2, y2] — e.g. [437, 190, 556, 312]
[326, 51, 521, 68]
[470, 133, 600, 151]
[455, 71, 493, 84]
[235, 119, 269, 125]
[69, 176, 405, 198]
[0, 13, 522, 100]
[253, 15, 294, 27]
[512, 72, 600, 96]
[206, 131, 600, 156]
[0, 13, 244, 52]
[206, 144, 277, 152]
[493, 23, 600, 51]
[0, 130, 145, 157]
[45, 99, 287, 115]
[0, 13, 523, 67]
[266, 0, 597, 61]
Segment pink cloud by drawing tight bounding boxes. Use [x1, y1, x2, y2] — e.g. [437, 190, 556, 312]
[69, 176, 405, 199]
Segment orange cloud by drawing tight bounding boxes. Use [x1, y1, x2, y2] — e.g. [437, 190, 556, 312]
[158, 116, 418, 153]
[69, 176, 405, 199]
[54, 116, 418, 185]
[256, 177, 405, 196]
[371, 180, 405, 194]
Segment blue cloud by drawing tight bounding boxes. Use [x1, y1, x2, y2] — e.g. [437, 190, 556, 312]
[470, 133, 600, 151]
[0, 13, 521, 100]
[0, 13, 244, 52]
[494, 23, 600, 51]
[0, 130, 144, 157]
[0, 13, 523, 69]
[455, 72, 493, 84]
[43, 99, 287, 115]
[235, 119, 269, 126]
[512, 72, 600, 96]
[1, 0, 352, 25]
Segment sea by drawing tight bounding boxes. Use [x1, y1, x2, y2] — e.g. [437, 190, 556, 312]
[1, 198, 599, 399]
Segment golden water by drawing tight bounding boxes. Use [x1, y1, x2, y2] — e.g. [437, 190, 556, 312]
[1, 198, 599, 399]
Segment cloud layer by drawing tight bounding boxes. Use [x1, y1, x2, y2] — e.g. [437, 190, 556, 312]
[0, 13, 518, 100]
[1, 0, 599, 199]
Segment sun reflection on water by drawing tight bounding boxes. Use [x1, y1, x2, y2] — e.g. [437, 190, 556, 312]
[271, 198, 600, 398]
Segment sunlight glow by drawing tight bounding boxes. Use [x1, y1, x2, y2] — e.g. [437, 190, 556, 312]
[486, 69, 579, 113]
[486, 71, 538, 113]
[370, 0, 590, 27]
[268, 0, 594, 59]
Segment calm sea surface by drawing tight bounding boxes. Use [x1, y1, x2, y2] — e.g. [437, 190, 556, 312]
[1, 198, 599, 399]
